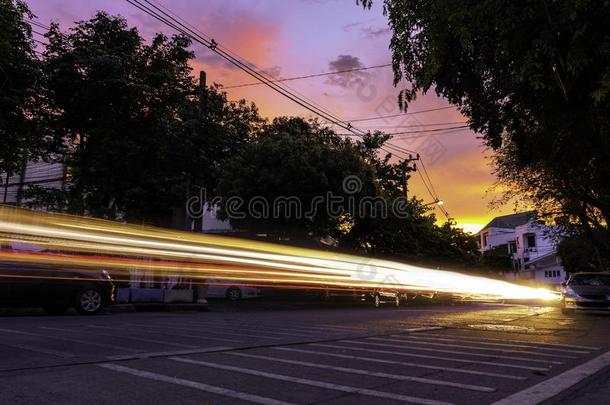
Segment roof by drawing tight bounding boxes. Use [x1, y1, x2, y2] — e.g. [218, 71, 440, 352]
[481, 211, 536, 232]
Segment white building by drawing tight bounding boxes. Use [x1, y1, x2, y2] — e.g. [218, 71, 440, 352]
[477, 212, 566, 285]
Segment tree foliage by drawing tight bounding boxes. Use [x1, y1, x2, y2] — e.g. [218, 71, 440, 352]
[215, 116, 480, 265]
[360, 0, 610, 268]
[0, 0, 55, 180]
[32, 13, 262, 224]
[215, 117, 379, 235]
[1, 8, 479, 266]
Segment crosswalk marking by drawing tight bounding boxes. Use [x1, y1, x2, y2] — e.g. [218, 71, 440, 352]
[41, 326, 200, 349]
[115, 324, 246, 343]
[98, 363, 295, 405]
[0, 328, 142, 353]
[179, 320, 341, 335]
[417, 332, 601, 351]
[0, 341, 76, 359]
[369, 337, 578, 359]
[273, 347, 526, 380]
[311, 343, 551, 371]
[176, 320, 321, 337]
[106, 346, 231, 361]
[344, 339, 563, 364]
[403, 327, 445, 333]
[127, 323, 271, 341]
[171, 357, 455, 405]
[407, 333, 590, 354]
[227, 352, 496, 392]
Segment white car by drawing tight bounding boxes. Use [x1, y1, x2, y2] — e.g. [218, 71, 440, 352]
[205, 280, 263, 301]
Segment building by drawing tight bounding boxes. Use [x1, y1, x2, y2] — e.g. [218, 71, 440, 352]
[477, 211, 566, 285]
[1, 161, 65, 206]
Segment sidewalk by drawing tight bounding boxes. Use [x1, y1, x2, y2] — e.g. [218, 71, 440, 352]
[546, 365, 610, 405]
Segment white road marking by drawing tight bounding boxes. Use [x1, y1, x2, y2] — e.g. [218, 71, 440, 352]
[130, 322, 281, 341]
[41, 326, 199, 349]
[107, 346, 231, 361]
[118, 323, 251, 342]
[0, 341, 76, 359]
[403, 327, 445, 333]
[98, 363, 294, 405]
[0, 328, 141, 353]
[227, 352, 496, 392]
[311, 343, 550, 372]
[171, 357, 454, 405]
[369, 337, 577, 359]
[287, 323, 366, 332]
[180, 320, 330, 335]
[491, 350, 610, 405]
[418, 332, 601, 351]
[408, 333, 589, 354]
[345, 339, 563, 365]
[184, 323, 316, 338]
[274, 347, 526, 380]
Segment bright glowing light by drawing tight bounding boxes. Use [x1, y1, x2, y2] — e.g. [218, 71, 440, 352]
[456, 223, 485, 234]
[0, 206, 560, 301]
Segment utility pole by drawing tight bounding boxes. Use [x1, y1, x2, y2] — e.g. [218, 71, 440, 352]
[197, 70, 207, 233]
[400, 153, 419, 199]
[3, 172, 9, 203]
[185, 71, 208, 233]
[199, 70, 207, 123]
[195, 72, 210, 305]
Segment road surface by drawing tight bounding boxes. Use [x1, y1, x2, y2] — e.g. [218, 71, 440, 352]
[1, 302, 609, 404]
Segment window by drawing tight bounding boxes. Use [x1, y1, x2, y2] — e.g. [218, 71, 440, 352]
[569, 275, 610, 286]
[526, 234, 536, 248]
[482, 232, 488, 247]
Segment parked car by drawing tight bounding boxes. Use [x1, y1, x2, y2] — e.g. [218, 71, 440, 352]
[205, 280, 263, 301]
[560, 272, 610, 314]
[370, 290, 401, 308]
[320, 288, 400, 307]
[0, 263, 115, 315]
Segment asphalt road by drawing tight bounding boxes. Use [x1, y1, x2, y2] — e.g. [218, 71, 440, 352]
[1, 302, 609, 405]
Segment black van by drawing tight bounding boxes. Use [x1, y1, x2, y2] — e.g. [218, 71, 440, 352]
[0, 263, 115, 315]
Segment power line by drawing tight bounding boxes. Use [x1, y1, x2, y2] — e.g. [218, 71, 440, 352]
[126, 0, 365, 137]
[357, 121, 467, 129]
[346, 106, 456, 123]
[223, 63, 392, 89]
[146, 0, 353, 135]
[338, 125, 469, 137]
[28, 20, 51, 31]
[127, 0, 448, 209]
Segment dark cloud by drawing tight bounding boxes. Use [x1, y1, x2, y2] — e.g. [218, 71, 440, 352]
[341, 22, 362, 32]
[360, 26, 390, 39]
[325, 54, 372, 89]
[261, 65, 282, 78]
[329, 54, 363, 71]
[341, 21, 389, 39]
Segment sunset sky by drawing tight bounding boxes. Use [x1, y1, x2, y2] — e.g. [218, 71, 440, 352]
[27, 0, 516, 233]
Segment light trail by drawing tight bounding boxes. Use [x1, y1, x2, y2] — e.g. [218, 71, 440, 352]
[0, 206, 560, 301]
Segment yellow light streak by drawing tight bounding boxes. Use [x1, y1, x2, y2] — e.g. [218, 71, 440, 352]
[0, 206, 560, 301]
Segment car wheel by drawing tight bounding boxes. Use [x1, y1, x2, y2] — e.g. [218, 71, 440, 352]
[560, 300, 574, 315]
[75, 287, 105, 315]
[226, 287, 242, 301]
[373, 293, 381, 308]
[43, 306, 69, 316]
